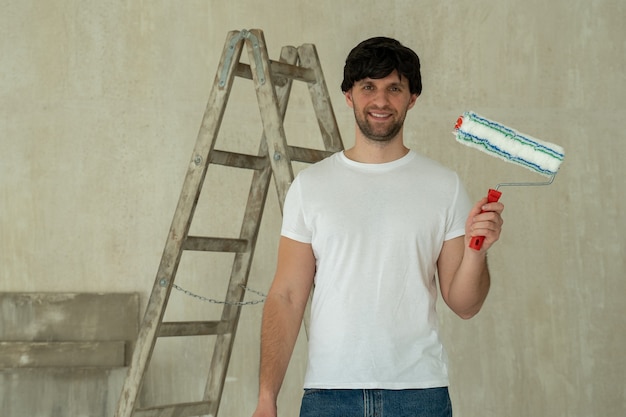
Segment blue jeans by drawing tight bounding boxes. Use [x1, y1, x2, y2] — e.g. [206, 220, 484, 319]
[299, 387, 452, 417]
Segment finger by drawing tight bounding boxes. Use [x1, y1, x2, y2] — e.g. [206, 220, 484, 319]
[480, 201, 505, 214]
[471, 214, 503, 234]
[473, 210, 503, 226]
[470, 224, 498, 238]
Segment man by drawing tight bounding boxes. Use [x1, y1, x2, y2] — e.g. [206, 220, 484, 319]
[251, 37, 504, 417]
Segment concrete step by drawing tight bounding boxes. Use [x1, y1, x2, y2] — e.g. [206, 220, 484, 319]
[0, 292, 139, 417]
[0, 292, 139, 362]
[0, 341, 126, 368]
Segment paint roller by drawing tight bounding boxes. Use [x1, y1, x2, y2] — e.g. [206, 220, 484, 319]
[454, 111, 565, 250]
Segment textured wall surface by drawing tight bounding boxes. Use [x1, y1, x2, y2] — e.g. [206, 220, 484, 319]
[1, 1, 624, 416]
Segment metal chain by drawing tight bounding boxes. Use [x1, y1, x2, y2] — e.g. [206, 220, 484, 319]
[172, 283, 266, 306]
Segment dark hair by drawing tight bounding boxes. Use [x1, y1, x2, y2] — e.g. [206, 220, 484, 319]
[341, 37, 422, 95]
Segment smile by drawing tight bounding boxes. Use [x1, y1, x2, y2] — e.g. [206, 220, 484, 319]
[368, 111, 392, 119]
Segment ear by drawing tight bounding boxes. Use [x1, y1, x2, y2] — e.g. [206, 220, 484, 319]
[407, 93, 419, 110]
[344, 90, 354, 109]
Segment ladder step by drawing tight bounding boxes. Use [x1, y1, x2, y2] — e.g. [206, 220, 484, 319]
[236, 60, 316, 83]
[209, 149, 267, 170]
[158, 321, 229, 337]
[134, 400, 212, 417]
[209, 147, 333, 169]
[183, 236, 248, 253]
[288, 146, 335, 164]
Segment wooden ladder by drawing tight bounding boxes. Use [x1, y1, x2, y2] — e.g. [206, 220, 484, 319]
[115, 29, 343, 417]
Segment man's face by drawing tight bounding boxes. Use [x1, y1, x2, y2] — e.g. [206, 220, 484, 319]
[345, 70, 418, 142]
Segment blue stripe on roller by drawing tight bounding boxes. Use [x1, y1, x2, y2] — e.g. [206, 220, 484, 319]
[469, 113, 565, 161]
[456, 130, 555, 175]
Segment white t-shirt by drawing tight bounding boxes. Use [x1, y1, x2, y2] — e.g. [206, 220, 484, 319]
[281, 150, 472, 389]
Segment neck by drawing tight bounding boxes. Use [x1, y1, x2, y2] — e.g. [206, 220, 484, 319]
[344, 131, 409, 164]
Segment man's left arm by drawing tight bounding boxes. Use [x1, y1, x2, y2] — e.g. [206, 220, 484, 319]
[437, 198, 504, 319]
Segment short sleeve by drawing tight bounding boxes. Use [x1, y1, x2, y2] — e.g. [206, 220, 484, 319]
[280, 175, 312, 243]
[444, 174, 472, 241]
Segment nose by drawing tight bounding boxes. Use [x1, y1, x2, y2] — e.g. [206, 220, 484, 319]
[371, 89, 391, 107]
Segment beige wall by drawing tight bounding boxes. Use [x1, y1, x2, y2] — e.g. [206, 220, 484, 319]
[1, 1, 624, 416]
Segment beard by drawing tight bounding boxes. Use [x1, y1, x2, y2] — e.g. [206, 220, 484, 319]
[354, 107, 406, 142]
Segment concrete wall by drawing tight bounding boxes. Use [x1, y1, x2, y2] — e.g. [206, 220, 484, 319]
[1, 1, 624, 416]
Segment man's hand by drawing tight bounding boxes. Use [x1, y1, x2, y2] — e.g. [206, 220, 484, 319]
[465, 196, 504, 251]
[252, 399, 277, 417]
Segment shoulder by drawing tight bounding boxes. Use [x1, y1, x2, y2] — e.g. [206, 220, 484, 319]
[410, 151, 454, 172]
[406, 151, 462, 183]
[294, 152, 342, 182]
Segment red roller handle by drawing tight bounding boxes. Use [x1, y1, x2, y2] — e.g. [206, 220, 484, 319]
[469, 188, 502, 250]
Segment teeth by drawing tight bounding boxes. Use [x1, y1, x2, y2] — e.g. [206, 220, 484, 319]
[371, 113, 389, 118]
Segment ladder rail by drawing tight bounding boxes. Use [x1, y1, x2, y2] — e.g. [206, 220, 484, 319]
[114, 29, 246, 417]
[203, 41, 299, 417]
[298, 44, 344, 153]
[246, 29, 296, 211]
